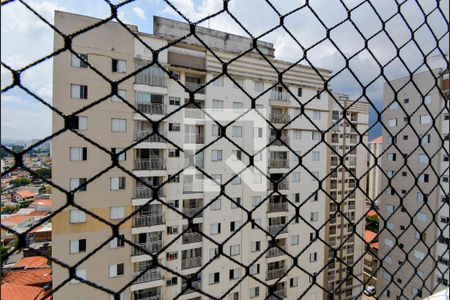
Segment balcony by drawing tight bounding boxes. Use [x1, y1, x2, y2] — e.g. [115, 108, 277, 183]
[136, 103, 166, 115]
[268, 224, 288, 235]
[267, 267, 286, 280]
[270, 113, 290, 124]
[133, 186, 165, 199]
[266, 246, 286, 258]
[183, 207, 203, 218]
[181, 280, 201, 295]
[269, 135, 290, 146]
[133, 269, 163, 284]
[135, 69, 167, 88]
[268, 180, 289, 191]
[267, 289, 287, 299]
[133, 294, 161, 300]
[134, 158, 167, 171]
[267, 202, 288, 213]
[183, 183, 204, 194]
[134, 131, 166, 143]
[133, 214, 164, 227]
[182, 232, 202, 244]
[181, 257, 202, 270]
[184, 109, 205, 119]
[185, 82, 205, 94]
[132, 241, 163, 255]
[269, 159, 289, 169]
[184, 134, 205, 144]
[270, 90, 290, 103]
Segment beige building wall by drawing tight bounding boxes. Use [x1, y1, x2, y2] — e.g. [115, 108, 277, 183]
[377, 69, 449, 299]
[367, 136, 382, 209]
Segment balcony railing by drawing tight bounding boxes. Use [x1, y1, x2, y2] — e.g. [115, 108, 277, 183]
[183, 207, 203, 218]
[134, 295, 161, 300]
[136, 103, 166, 115]
[266, 245, 286, 258]
[133, 186, 165, 199]
[268, 224, 288, 235]
[269, 159, 289, 169]
[182, 232, 202, 244]
[181, 256, 202, 270]
[267, 289, 287, 299]
[268, 180, 289, 191]
[267, 267, 286, 280]
[133, 269, 162, 284]
[267, 202, 288, 213]
[132, 241, 163, 255]
[269, 135, 290, 146]
[270, 90, 290, 102]
[184, 134, 205, 144]
[185, 82, 205, 94]
[270, 113, 290, 123]
[132, 214, 164, 227]
[135, 73, 167, 88]
[134, 130, 166, 143]
[134, 158, 167, 171]
[183, 183, 204, 194]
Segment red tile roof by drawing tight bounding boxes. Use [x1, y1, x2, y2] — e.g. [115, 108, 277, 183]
[370, 136, 382, 143]
[2, 215, 34, 226]
[32, 199, 52, 207]
[2, 268, 52, 286]
[29, 211, 50, 217]
[15, 256, 49, 268]
[15, 190, 35, 199]
[1, 283, 50, 300]
[364, 230, 378, 244]
[366, 210, 378, 217]
[371, 242, 379, 250]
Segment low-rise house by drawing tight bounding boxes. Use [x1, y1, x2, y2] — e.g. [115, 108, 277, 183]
[363, 230, 379, 287]
[30, 199, 52, 212]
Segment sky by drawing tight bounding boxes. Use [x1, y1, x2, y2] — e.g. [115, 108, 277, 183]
[1, 0, 449, 143]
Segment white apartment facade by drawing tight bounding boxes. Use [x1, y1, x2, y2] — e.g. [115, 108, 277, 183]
[377, 69, 449, 299]
[367, 136, 382, 209]
[52, 11, 367, 300]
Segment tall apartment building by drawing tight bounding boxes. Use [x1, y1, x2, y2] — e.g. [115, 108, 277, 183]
[324, 94, 369, 299]
[51, 11, 369, 300]
[377, 69, 449, 299]
[367, 136, 382, 209]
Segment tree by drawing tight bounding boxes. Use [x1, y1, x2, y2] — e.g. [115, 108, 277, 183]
[9, 178, 31, 187]
[34, 168, 51, 179]
[366, 215, 380, 233]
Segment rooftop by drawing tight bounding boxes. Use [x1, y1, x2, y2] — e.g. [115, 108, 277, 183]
[370, 136, 382, 144]
[15, 256, 49, 268]
[1, 283, 50, 300]
[2, 215, 34, 226]
[2, 268, 52, 286]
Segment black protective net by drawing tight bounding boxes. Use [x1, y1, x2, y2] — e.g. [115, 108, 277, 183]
[1, 0, 448, 300]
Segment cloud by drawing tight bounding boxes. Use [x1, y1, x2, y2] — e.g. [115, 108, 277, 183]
[132, 6, 146, 20]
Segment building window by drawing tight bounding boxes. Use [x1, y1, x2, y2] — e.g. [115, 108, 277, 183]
[210, 198, 221, 210]
[70, 239, 86, 254]
[71, 84, 88, 99]
[110, 177, 126, 190]
[294, 193, 300, 203]
[70, 269, 86, 284]
[233, 101, 243, 112]
[229, 292, 239, 300]
[212, 99, 224, 111]
[71, 53, 88, 68]
[312, 131, 321, 141]
[388, 118, 397, 127]
[231, 197, 241, 208]
[232, 150, 242, 160]
[112, 89, 127, 102]
[213, 76, 224, 87]
[212, 150, 223, 161]
[290, 277, 299, 287]
[109, 263, 124, 277]
[112, 59, 127, 73]
[109, 235, 125, 248]
[255, 81, 264, 92]
[169, 97, 181, 106]
[416, 212, 428, 222]
[110, 206, 125, 220]
[251, 241, 260, 252]
[250, 264, 260, 275]
[70, 210, 86, 223]
[209, 272, 220, 284]
[209, 248, 219, 260]
[422, 134, 431, 144]
[316, 91, 321, 99]
[292, 172, 300, 182]
[168, 149, 180, 157]
[70, 147, 87, 161]
[389, 102, 399, 110]
[231, 174, 241, 185]
[232, 126, 243, 137]
[291, 235, 300, 245]
[424, 95, 432, 104]
[297, 87, 303, 97]
[310, 212, 318, 222]
[230, 221, 241, 232]
[414, 250, 426, 260]
[293, 130, 302, 140]
[111, 148, 126, 161]
[169, 123, 180, 132]
[250, 286, 260, 298]
[420, 174, 429, 183]
[309, 252, 317, 262]
[387, 153, 397, 161]
[166, 252, 178, 261]
[230, 245, 240, 256]
[252, 196, 262, 207]
[313, 111, 321, 120]
[70, 178, 87, 191]
[212, 125, 222, 137]
[418, 154, 429, 164]
[167, 226, 178, 235]
[210, 223, 221, 235]
[229, 268, 241, 280]
[312, 151, 320, 161]
[166, 277, 178, 286]
[73, 116, 88, 131]
[420, 115, 432, 124]
[233, 78, 244, 89]
[111, 118, 127, 132]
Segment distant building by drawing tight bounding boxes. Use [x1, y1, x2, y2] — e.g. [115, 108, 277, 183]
[363, 230, 379, 287]
[367, 136, 382, 209]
